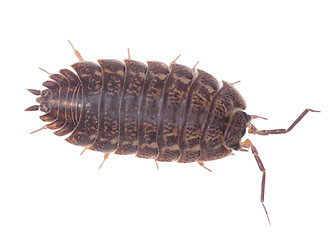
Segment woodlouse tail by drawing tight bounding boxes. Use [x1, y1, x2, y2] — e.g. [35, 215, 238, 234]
[27, 89, 41, 96]
[26, 88, 52, 113]
[25, 105, 39, 111]
[26, 67, 83, 138]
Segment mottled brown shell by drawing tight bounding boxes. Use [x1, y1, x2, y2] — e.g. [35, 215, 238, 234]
[27, 58, 249, 163]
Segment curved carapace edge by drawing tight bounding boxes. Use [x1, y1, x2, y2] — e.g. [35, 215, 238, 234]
[26, 59, 251, 163]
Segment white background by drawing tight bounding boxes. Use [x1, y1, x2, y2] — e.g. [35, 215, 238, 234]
[1, 0, 329, 239]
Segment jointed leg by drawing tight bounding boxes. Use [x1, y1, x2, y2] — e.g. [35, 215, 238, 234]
[155, 160, 159, 170]
[171, 54, 181, 64]
[197, 160, 212, 172]
[192, 61, 199, 71]
[249, 109, 319, 135]
[231, 80, 241, 85]
[30, 125, 47, 134]
[127, 48, 131, 60]
[99, 153, 110, 169]
[80, 148, 88, 156]
[68, 40, 84, 61]
[241, 139, 271, 226]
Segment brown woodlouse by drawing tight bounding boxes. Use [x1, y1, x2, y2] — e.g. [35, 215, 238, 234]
[26, 42, 319, 225]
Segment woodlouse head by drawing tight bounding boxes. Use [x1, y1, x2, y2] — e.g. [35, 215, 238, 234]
[223, 110, 252, 150]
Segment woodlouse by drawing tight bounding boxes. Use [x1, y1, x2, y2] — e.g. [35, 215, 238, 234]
[26, 42, 319, 225]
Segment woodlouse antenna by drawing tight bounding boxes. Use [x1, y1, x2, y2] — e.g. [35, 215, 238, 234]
[68, 40, 84, 61]
[127, 48, 131, 60]
[242, 108, 320, 226]
[39, 67, 51, 76]
[249, 109, 320, 135]
[240, 139, 271, 226]
[30, 126, 46, 134]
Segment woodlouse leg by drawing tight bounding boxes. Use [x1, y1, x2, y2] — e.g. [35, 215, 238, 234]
[231, 80, 241, 85]
[80, 148, 88, 156]
[241, 139, 271, 226]
[30, 126, 46, 134]
[39, 67, 51, 76]
[99, 153, 110, 169]
[155, 160, 159, 170]
[171, 54, 181, 64]
[68, 40, 84, 61]
[192, 61, 199, 71]
[196, 161, 212, 172]
[249, 109, 320, 135]
[127, 48, 131, 60]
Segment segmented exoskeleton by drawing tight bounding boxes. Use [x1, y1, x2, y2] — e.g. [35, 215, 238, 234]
[26, 42, 319, 225]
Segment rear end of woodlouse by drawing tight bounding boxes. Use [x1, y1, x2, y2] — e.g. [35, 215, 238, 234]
[26, 42, 320, 225]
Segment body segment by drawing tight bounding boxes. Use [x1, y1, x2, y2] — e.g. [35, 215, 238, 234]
[89, 59, 125, 153]
[156, 63, 195, 162]
[178, 69, 220, 163]
[137, 61, 170, 159]
[65, 61, 103, 147]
